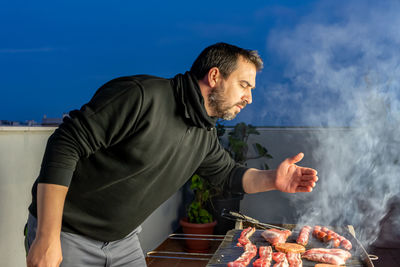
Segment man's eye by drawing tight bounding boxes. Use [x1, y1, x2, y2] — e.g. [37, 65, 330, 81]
[241, 83, 247, 88]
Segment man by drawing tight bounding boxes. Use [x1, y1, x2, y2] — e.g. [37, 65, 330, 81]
[25, 42, 318, 267]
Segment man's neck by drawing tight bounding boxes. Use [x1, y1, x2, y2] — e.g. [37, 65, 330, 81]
[197, 79, 214, 117]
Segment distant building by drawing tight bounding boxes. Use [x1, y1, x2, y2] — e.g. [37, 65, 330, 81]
[0, 120, 20, 126]
[0, 113, 68, 127]
[41, 113, 69, 126]
[25, 120, 39, 126]
[0, 120, 11, 126]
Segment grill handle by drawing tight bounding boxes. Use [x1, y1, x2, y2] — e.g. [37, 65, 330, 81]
[146, 251, 213, 261]
[168, 233, 225, 241]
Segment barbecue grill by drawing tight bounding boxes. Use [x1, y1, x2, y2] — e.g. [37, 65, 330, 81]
[146, 211, 378, 266]
[206, 228, 376, 266]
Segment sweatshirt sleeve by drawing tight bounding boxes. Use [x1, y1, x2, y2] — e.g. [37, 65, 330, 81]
[38, 77, 144, 186]
[196, 130, 249, 195]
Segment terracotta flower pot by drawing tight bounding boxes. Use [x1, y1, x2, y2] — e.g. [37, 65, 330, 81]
[179, 218, 217, 253]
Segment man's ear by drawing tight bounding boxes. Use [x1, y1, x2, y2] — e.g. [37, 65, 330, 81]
[207, 67, 220, 87]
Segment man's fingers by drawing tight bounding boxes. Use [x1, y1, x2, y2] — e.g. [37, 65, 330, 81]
[299, 181, 316, 187]
[287, 152, 304, 164]
[301, 168, 318, 175]
[301, 175, 319, 181]
[296, 186, 313, 193]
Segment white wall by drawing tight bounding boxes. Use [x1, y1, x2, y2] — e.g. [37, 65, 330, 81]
[0, 127, 53, 266]
[0, 127, 184, 267]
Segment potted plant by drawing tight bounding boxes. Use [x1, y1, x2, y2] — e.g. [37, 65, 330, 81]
[209, 121, 273, 234]
[179, 174, 217, 252]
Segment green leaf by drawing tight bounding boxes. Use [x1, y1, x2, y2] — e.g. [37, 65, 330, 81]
[254, 143, 266, 156]
[199, 208, 209, 217]
[202, 189, 210, 202]
[264, 163, 270, 170]
[199, 208, 213, 223]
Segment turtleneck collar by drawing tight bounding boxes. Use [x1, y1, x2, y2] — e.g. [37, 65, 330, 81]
[172, 71, 217, 129]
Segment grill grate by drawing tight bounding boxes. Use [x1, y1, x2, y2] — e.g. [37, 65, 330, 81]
[206, 227, 374, 267]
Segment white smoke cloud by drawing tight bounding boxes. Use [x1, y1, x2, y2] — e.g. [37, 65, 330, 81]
[265, 0, 400, 248]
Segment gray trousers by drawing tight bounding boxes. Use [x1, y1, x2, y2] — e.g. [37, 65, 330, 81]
[25, 213, 147, 267]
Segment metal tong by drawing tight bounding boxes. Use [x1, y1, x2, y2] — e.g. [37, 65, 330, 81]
[221, 209, 290, 231]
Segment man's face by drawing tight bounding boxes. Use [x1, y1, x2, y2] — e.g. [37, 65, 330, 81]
[208, 57, 257, 120]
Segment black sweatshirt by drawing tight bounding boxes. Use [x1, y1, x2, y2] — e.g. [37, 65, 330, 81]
[28, 72, 247, 241]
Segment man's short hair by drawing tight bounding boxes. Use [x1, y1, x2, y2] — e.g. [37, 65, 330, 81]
[190, 42, 263, 80]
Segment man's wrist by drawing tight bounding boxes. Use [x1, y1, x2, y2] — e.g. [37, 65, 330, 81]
[35, 229, 61, 240]
[243, 168, 277, 193]
[262, 169, 277, 191]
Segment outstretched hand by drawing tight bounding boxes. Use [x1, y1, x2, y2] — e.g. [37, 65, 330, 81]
[275, 152, 318, 193]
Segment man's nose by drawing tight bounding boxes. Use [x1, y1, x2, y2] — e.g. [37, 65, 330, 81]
[244, 88, 252, 104]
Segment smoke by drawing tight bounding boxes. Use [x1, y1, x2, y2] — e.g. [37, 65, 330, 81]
[265, 0, 400, 248]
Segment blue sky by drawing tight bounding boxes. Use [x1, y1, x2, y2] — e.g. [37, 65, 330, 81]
[1, 0, 399, 126]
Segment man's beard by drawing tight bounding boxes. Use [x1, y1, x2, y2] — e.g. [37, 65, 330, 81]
[208, 83, 247, 120]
